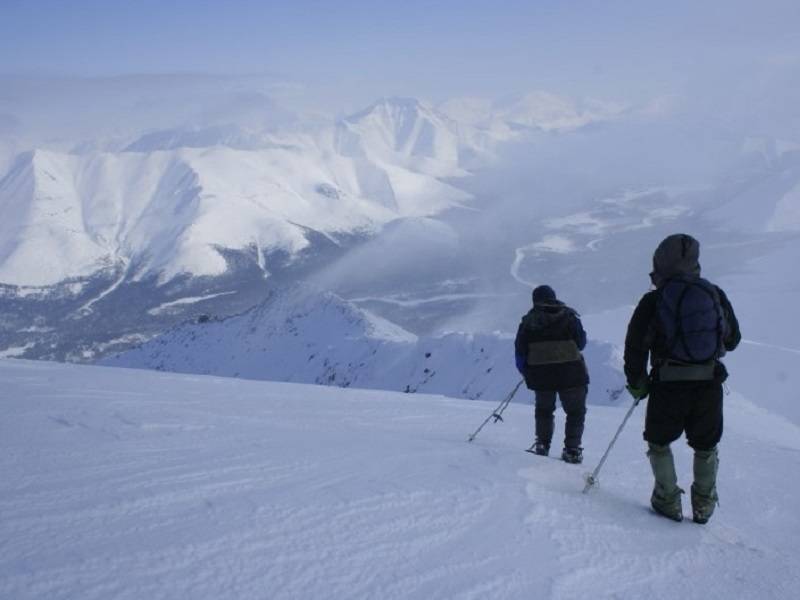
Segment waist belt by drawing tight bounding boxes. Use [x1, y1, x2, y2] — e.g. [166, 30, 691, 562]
[658, 360, 715, 382]
[527, 340, 581, 366]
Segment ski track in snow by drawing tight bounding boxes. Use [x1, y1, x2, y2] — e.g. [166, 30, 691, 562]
[1, 359, 799, 599]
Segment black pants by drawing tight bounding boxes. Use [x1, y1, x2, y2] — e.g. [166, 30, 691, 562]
[534, 386, 587, 449]
[644, 381, 723, 451]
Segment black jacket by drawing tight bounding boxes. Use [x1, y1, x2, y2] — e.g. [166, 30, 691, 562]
[624, 283, 741, 386]
[515, 302, 589, 391]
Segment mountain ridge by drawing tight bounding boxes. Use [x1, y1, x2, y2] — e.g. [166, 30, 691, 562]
[102, 285, 625, 403]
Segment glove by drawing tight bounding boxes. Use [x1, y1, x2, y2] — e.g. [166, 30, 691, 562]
[515, 353, 526, 374]
[626, 380, 649, 403]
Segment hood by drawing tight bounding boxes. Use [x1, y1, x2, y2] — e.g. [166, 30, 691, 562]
[526, 301, 574, 328]
[650, 233, 701, 287]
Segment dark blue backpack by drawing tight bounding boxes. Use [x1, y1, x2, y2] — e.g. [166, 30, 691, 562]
[656, 276, 727, 363]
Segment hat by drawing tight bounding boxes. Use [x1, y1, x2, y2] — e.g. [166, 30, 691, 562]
[532, 284, 557, 305]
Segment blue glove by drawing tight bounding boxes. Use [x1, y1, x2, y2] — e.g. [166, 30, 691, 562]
[515, 353, 526, 374]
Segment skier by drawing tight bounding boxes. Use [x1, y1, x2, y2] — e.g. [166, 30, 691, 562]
[515, 285, 589, 464]
[624, 233, 740, 523]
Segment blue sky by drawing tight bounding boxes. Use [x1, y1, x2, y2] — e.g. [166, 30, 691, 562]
[2, 0, 798, 103]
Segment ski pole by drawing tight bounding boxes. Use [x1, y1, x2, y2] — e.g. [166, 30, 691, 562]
[582, 396, 640, 493]
[467, 379, 524, 442]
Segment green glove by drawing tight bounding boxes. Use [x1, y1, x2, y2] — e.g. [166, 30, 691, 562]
[626, 381, 649, 402]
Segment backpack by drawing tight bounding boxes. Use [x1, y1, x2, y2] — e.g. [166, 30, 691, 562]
[656, 276, 728, 364]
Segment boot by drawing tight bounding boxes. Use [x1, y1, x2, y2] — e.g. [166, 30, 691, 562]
[691, 447, 719, 524]
[647, 443, 684, 521]
[561, 446, 583, 464]
[532, 440, 550, 456]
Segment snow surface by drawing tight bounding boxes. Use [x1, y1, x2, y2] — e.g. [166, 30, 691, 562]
[2, 358, 799, 599]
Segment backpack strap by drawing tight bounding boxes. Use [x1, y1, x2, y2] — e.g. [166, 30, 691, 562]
[668, 281, 693, 361]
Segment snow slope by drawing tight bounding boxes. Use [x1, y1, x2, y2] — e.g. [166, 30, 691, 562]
[102, 286, 624, 403]
[1, 358, 798, 599]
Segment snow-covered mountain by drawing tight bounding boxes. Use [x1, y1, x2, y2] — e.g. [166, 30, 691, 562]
[335, 97, 466, 177]
[0, 90, 632, 362]
[0, 98, 476, 359]
[3, 86, 800, 379]
[103, 286, 624, 403]
[0, 126, 470, 288]
[0, 91, 632, 290]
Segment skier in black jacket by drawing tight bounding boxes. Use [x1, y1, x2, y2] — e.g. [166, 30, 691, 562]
[625, 233, 741, 523]
[515, 285, 589, 463]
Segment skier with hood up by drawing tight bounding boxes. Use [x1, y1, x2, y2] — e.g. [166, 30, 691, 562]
[624, 233, 741, 523]
[515, 285, 589, 464]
